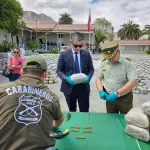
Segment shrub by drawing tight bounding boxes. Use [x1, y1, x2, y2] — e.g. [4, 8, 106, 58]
[50, 48, 58, 54]
[28, 41, 40, 49]
[146, 49, 150, 55]
[0, 41, 15, 52]
[39, 49, 59, 54]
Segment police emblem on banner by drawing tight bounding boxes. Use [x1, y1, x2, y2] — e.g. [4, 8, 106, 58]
[14, 95, 42, 125]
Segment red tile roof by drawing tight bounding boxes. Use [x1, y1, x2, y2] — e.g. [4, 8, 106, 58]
[26, 23, 95, 31]
[53, 24, 95, 31]
[70, 24, 95, 31]
[26, 23, 56, 30]
[119, 40, 150, 45]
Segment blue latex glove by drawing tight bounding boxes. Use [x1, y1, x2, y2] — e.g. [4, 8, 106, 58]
[83, 75, 90, 83]
[65, 76, 74, 85]
[106, 92, 117, 102]
[99, 90, 109, 100]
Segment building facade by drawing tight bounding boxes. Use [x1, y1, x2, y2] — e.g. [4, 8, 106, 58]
[0, 29, 21, 45]
[22, 23, 96, 50]
[119, 40, 150, 53]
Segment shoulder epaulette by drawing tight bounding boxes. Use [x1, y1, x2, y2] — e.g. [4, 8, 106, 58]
[126, 57, 132, 61]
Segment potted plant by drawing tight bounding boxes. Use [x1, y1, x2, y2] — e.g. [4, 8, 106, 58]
[50, 48, 58, 54]
[28, 41, 40, 51]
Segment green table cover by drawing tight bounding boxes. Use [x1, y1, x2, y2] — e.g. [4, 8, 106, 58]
[53, 112, 150, 150]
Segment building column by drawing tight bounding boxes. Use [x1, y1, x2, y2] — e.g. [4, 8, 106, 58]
[36, 20, 38, 41]
[45, 33, 47, 51]
[92, 32, 94, 47]
[21, 29, 24, 47]
[89, 32, 90, 52]
[57, 32, 58, 45]
[30, 31, 32, 40]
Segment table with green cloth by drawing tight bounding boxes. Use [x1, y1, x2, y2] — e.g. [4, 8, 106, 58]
[53, 112, 150, 150]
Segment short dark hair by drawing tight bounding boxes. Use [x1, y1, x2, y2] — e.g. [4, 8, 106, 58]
[23, 68, 45, 77]
[71, 32, 84, 41]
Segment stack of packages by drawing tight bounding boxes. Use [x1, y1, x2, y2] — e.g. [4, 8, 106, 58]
[45, 70, 57, 84]
[125, 101, 150, 142]
[133, 69, 150, 95]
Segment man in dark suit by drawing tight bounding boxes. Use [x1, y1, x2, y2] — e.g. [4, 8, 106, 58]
[57, 32, 94, 112]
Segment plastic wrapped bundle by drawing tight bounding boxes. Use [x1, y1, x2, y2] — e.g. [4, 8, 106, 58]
[125, 107, 149, 128]
[141, 101, 150, 116]
[71, 73, 86, 84]
[125, 124, 150, 142]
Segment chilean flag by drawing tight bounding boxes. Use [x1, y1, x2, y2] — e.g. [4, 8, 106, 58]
[88, 8, 91, 32]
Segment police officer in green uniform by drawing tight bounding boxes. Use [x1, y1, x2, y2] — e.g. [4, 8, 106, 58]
[96, 40, 138, 114]
[0, 56, 64, 150]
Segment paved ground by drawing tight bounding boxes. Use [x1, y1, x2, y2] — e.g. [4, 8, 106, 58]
[0, 53, 150, 112]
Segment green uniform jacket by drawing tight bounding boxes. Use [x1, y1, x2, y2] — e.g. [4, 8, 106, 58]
[0, 76, 63, 150]
[99, 57, 138, 93]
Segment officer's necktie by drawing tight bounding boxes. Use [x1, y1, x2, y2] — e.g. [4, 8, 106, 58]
[74, 52, 80, 73]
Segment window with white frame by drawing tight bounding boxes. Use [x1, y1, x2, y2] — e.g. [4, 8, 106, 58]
[58, 34, 63, 38]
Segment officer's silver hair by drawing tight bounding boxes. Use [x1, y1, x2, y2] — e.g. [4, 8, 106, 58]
[71, 32, 84, 41]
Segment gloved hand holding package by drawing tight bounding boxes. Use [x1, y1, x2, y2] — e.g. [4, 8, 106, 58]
[70, 73, 87, 84]
[125, 124, 150, 142]
[66, 76, 75, 85]
[125, 107, 149, 128]
[141, 101, 150, 116]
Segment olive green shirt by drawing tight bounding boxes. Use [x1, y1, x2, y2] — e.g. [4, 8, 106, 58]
[99, 57, 138, 93]
[0, 76, 63, 150]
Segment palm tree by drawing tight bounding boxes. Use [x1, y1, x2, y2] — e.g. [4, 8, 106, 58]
[117, 21, 141, 40]
[142, 25, 150, 40]
[59, 13, 73, 24]
[95, 29, 107, 53]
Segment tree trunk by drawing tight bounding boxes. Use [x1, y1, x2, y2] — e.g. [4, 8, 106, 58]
[143, 46, 145, 51]
[99, 48, 101, 53]
[11, 34, 13, 44]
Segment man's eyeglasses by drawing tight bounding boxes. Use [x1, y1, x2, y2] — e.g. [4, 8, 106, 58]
[73, 44, 83, 48]
[14, 52, 19, 53]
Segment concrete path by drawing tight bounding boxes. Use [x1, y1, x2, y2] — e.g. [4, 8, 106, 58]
[0, 53, 149, 112]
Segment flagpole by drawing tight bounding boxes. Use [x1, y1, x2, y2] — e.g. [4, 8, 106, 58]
[88, 8, 91, 53]
[89, 32, 90, 52]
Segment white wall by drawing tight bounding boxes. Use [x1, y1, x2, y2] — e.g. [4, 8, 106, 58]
[33, 32, 94, 45]
[84, 33, 95, 45]
[22, 31, 95, 48]
[0, 29, 19, 45]
[119, 45, 149, 52]
[0, 29, 11, 43]
[30, 32, 57, 43]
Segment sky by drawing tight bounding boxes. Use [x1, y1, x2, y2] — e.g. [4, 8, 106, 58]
[18, 0, 150, 31]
